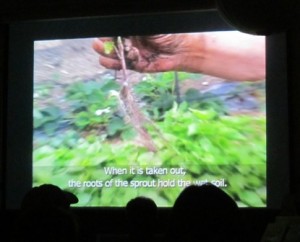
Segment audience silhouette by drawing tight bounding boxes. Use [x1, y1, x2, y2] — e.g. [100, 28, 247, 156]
[11, 184, 80, 242]
[20, 183, 78, 210]
[10, 183, 241, 242]
[167, 183, 239, 242]
[125, 196, 159, 242]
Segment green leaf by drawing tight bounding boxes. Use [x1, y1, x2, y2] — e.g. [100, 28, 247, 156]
[103, 41, 115, 55]
[74, 112, 90, 129]
[241, 190, 264, 207]
[184, 88, 201, 102]
[190, 108, 216, 120]
[42, 106, 62, 120]
[43, 122, 59, 136]
[121, 127, 136, 140]
[107, 117, 125, 136]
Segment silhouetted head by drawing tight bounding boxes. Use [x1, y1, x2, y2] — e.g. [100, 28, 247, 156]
[21, 184, 78, 210]
[126, 196, 157, 234]
[173, 183, 238, 215]
[170, 183, 238, 242]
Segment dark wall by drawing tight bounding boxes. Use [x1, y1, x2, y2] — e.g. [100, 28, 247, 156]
[288, 25, 300, 193]
[0, 0, 216, 22]
[0, 22, 8, 211]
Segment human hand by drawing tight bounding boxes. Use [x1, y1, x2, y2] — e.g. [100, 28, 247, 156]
[92, 34, 203, 73]
[92, 32, 265, 81]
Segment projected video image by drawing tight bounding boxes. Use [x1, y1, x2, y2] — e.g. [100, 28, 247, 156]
[33, 31, 266, 207]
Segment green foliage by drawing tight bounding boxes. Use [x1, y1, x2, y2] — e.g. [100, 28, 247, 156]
[33, 71, 266, 207]
[34, 106, 63, 135]
[184, 88, 227, 114]
[134, 73, 176, 120]
[65, 78, 119, 127]
[34, 102, 266, 207]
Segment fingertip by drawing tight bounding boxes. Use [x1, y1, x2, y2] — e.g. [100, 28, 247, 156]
[92, 38, 104, 53]
[100, 56, 122, 70]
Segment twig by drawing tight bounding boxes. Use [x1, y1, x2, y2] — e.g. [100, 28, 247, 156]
[115, 37, 157, 152]
[116, 37, 128, 85]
